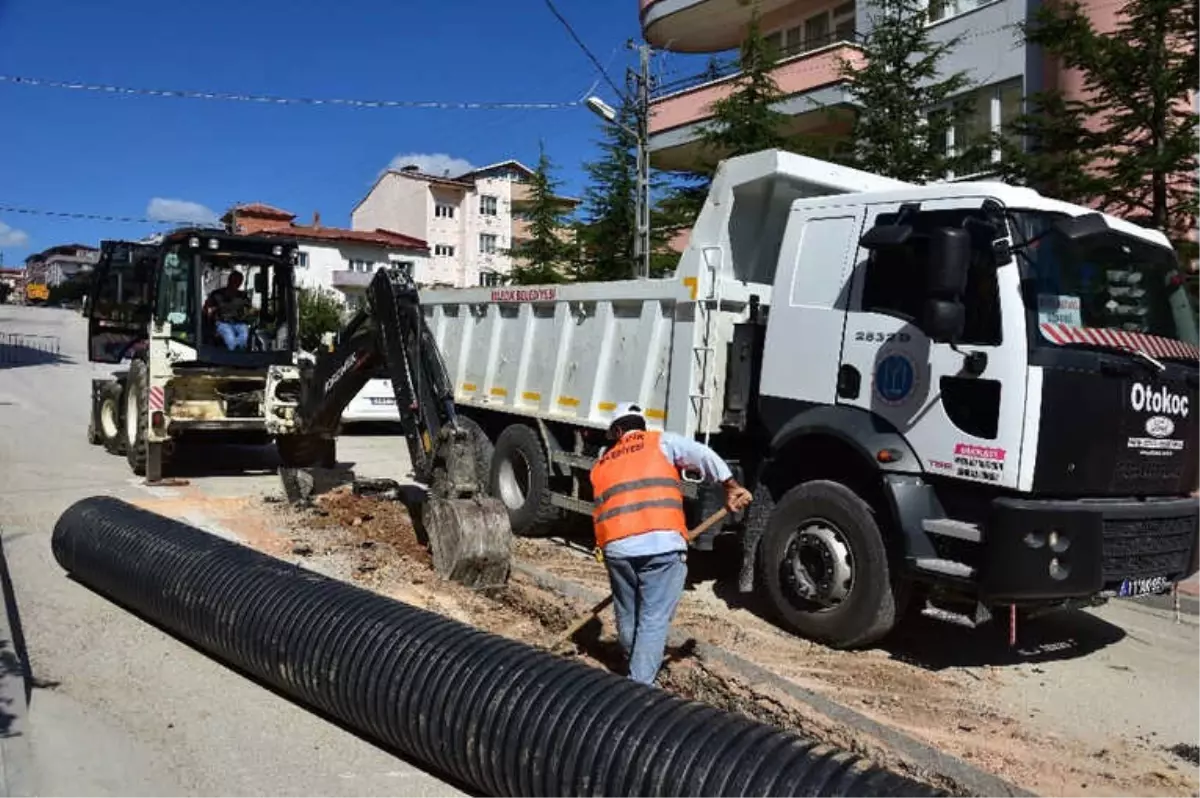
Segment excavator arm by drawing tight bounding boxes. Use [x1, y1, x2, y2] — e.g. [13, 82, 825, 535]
[287, 267, 510, 587]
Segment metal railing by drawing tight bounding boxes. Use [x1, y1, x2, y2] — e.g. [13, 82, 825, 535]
[0, 332, 63, 365]
[650, 33, 865, 100]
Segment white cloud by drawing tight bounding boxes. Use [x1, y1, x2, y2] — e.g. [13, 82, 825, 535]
[146, 197, 219, 225]
[0, 220, 29, 247]
[386, 152, 475, 178]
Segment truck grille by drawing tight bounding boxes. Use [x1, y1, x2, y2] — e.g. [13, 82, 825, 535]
[1114, 458, 1184, 492]
[1101, 515, 1196, 581]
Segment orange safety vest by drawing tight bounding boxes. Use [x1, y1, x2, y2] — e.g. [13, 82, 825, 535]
[590, 430, 687, 548]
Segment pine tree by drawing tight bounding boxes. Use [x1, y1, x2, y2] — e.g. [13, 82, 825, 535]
[998, 0, 1197, 256]
[992, 91, 1108, 206]
[507, 143, 575, 285]
[837, 0, 985, 182]
[575, 93, 639, 282]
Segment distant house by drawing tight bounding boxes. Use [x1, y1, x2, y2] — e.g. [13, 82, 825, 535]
[351, 160, 580, 288]
[220, 203, 431, 312]
[24, 244, 99, 287]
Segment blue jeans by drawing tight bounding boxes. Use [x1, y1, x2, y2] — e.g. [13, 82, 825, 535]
[605, 551, 688, 685]
[216, 321, 249, 350]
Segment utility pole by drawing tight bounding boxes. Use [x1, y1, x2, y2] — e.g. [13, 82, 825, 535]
[628, 40, 652, 280]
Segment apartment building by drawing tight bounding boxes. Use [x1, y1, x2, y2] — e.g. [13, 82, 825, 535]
[351, 160, 580, 288]
[641, 0, 1047, 175]
[221, 203, 430, 312]
[24, 243, 99, 286]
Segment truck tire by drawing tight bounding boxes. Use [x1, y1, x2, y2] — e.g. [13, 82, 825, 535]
[454, 416, 494, 491]
[99, 381, 127, 456]
[124, 360, 150, 476]
[277, 435, 337, 469]
[87, 382, 103, 446]
[489, 423, 559, 537]
[760, 480, 902, 649]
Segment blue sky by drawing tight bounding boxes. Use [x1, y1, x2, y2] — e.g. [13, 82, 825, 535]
[0, 0, 712, 265]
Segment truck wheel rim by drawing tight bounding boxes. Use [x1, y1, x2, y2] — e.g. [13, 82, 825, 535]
[101, 399, 119, 439]
[784, 521, 854, 609]
[497, 451, 530, 511]
[126, 387, 138, 444]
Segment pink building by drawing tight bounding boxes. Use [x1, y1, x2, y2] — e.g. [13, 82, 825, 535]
[641, 0, 1117, 176]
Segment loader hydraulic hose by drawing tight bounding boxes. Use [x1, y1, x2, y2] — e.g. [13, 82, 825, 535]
[52, 496, 942, 798]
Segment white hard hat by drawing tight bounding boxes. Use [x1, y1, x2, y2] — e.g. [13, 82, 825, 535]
[611, 401, 645, 425]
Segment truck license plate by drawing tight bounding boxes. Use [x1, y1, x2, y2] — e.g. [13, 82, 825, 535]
[370, 397, 396, 406]
[1118, 576, 1170, 597]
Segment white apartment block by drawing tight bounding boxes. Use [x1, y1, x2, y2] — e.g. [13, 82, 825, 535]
[351, 160, 580, 288]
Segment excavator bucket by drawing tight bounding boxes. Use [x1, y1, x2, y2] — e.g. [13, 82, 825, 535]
[422, 495, 512, 589]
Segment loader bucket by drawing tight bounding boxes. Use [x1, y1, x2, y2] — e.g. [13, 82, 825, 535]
[422, 495, 513, 589]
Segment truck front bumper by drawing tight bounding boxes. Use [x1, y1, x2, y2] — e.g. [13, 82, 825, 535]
[978, 495, 1199, 602]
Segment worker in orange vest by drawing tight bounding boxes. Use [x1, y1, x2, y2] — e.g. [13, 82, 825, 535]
[590, 401, 752, 685]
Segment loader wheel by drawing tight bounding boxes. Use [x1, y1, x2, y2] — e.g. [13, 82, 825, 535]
[124, 361, 150, 476]
[99, 381, 126, 456]
[489, 423, 559, 537]
[277, 435, 337, 469]
[760, 480, 904, 649]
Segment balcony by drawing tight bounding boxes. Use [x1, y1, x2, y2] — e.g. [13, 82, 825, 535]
[331, 270, 372, 289]
[641, 0, 804, 53]
[648, 41, 861, 170]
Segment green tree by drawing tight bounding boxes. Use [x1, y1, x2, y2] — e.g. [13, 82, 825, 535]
[507, 143, 576, 285]
[996, 0, 1197, 256]
[992, 92, 1108, 206]
[837, 0, 985, 182]
[297, 286, 344, 351]
[575, 91, 677, 281]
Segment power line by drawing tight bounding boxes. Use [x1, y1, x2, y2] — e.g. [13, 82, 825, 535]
[541, 0, 626, 99]
[0, 74, 580, 111]
[0, 204, 207, 227]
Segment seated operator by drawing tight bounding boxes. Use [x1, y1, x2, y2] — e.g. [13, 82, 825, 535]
[203, 271, 252, 350]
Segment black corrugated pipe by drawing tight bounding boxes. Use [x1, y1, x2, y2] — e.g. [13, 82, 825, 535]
[53, 496, 943, 798]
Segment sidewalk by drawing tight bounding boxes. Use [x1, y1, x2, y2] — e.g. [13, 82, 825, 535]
[1133, 571, 1199, 616]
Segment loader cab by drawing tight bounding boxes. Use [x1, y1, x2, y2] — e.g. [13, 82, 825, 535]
[86, 240, 157, 363]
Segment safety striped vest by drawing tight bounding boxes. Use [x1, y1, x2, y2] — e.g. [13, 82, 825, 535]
[590, 430, 687, 548]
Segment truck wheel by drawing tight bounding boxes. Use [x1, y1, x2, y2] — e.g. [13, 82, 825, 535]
[277, 435, 336, 469]
[99, 381, 127, 456]
[124, 361, 150, 476]
[489, 423, 559, 537]
[454, 416, 494, 491]
[760, 480, 902, 649]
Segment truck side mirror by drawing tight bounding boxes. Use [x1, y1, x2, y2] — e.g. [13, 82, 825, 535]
[922, 299, 965, 343]
[860, 223, 912, 251]
[922, 227, 970, 344]
[927, 227, 970, 296]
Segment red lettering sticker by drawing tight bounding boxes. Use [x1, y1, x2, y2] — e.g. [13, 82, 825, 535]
[490, 287, 557, 302]
[953, 444, 1006, 461]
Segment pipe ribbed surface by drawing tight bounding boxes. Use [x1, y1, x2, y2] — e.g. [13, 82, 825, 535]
[52, 496, 942, 798]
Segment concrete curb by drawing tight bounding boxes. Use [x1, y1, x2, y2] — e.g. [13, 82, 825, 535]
[0, 535, 36, 797]
[1127, 590, 1200, 617]
[512, 561, 1033, 798]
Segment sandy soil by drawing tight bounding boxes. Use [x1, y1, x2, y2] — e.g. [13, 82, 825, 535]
[133, 487, 1199, 798]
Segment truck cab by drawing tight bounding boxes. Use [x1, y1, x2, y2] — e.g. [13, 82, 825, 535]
[743, 173, 1198, 642]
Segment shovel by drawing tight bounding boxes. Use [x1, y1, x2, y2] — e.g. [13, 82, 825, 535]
[548, 507, 729, 653]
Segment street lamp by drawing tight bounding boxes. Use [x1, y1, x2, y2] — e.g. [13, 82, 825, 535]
[585, 92, 651, 281]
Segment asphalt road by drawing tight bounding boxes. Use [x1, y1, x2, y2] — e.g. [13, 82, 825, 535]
[0, 305, 462, 797]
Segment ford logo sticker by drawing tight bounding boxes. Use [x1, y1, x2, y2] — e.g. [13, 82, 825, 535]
[1145, 415, 1175, 438]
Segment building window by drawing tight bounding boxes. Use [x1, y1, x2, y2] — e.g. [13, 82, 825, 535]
[479, 234, 498, 255]
[927, 0, 988, 23]
[479, 195, 498, 216]
[435, 244, 456, 257]
[479, 271, 503, 287]
[930, 78, 1024, 174]
[295, 252, 309, 268]
[435, 203, 456, 219]
[348, 259, 375, 273]
[765, 2, 855, 56]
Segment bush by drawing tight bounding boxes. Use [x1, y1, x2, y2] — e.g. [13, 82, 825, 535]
[297, 286, 344, 351]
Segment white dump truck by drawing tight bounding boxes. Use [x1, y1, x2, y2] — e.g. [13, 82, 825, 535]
[418, 149, 1200, 648]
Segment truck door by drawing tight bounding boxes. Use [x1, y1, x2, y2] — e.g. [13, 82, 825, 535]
[86, 241, 157, 364]
[837, 199, 1029, 490]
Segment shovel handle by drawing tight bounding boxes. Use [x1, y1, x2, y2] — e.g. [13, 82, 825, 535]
[550, 508, 729, 651]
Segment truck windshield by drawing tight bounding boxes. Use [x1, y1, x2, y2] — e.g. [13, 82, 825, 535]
[1009, 210, 1198, 356]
